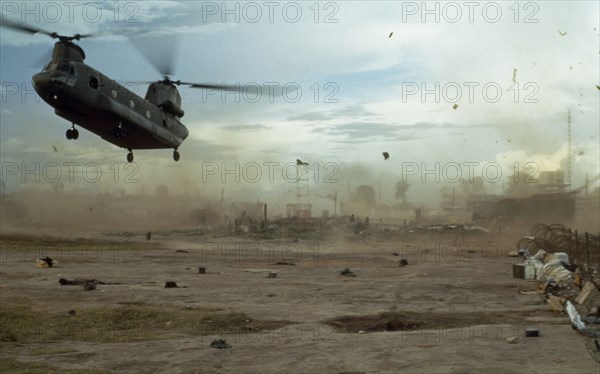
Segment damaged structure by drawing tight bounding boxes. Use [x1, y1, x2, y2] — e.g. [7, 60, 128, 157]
[512, 224, 600, 360]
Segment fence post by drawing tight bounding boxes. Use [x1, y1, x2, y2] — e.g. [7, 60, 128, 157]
[569, 229, 582, 267]
[585, 231, 590, 269]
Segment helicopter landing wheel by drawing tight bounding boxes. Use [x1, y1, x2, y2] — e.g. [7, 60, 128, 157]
[173, 150, 180, 162]
[66, 126, 79, 140]
[127, 150, 134, 163]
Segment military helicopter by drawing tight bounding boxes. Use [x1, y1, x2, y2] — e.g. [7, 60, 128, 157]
[1, 19, 243, 162]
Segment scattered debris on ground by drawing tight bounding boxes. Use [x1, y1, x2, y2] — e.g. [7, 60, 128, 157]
[525, 326, 540, 337]
[59, 278, 120, 286]
[164, 281, 178, 288]
[35, 257, 56, 268]
[272, 261, 295, 266]
[210, 339, 232, 349]
[340, 268, 356, 277]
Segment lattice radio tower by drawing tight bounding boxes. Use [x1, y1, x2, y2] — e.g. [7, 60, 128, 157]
[296, 160, 311, 218]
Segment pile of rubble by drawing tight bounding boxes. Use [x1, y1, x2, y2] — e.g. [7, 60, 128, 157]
[512, 224, 600, 360]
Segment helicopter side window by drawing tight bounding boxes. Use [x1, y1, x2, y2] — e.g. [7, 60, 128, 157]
[89, 76, 98, 89]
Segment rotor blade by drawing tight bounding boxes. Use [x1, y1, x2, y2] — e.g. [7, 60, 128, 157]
[186, 82, 298, 97]
[1, 18, 97, 41]
[186, 83, 245, 91]
[122, 81, 156, 85]
[130, 34, 178, 78]
[0, 18, 53, 36]
[118, 81, 237, 89]
[74, 33, 95, 39]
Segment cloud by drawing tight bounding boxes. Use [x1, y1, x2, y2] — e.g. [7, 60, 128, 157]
[287, 111, 332, 122]
[310, 120, 497, 145]
[311, 121, 397, 138]
[287, 104, 379, 122]
[220, 124, 271, 132]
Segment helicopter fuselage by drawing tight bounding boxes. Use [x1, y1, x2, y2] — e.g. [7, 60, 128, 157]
[32, 59, 189, 151]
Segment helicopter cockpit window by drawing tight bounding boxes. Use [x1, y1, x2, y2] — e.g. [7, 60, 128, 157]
[89, 76, 98, 89]
[57, 63, 70, 72]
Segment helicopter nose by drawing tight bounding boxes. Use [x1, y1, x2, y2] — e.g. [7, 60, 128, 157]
[32, 72, 65, 94]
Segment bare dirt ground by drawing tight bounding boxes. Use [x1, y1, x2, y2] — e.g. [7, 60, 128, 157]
[1, 228, 599, 374]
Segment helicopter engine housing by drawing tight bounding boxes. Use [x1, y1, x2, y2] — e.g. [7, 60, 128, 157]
[145, 83, 185, 118]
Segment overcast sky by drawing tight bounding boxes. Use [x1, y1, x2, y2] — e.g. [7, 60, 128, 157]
[1, 1, 598, 207]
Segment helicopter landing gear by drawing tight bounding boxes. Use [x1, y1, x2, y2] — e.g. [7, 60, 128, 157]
[173, 149, 180, 162]
[66, 125, 79, 140]
[127, 149, 134, 163]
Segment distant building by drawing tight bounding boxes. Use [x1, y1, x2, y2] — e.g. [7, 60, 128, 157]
[286, 203, 312, 218]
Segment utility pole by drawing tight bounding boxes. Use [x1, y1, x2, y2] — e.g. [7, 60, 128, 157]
[220, 187, 224, 211]
[567, 110, 572, 190]
[264, 203, 267, 225]
[334, 190, 337, 216]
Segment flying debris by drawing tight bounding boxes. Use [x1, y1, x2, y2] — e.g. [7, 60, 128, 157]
[296, 159, 309, 166]
[452, 104, 458, 110]
[596, 85, 600, 91]
[507, 139, 511, 143]
[512, 68, 517, 83]
[52, 146, 58, 152]
[559, 30, 567, 36]
[388, 32, 393, 39]
[577, 151, 585, 156]
[382, 152, 390, 160]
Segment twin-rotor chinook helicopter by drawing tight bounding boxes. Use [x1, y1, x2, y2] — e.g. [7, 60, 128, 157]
[1, 19, 245, 162]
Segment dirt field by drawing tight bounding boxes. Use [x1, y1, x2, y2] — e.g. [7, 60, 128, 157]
[1, 229, 598, 374]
